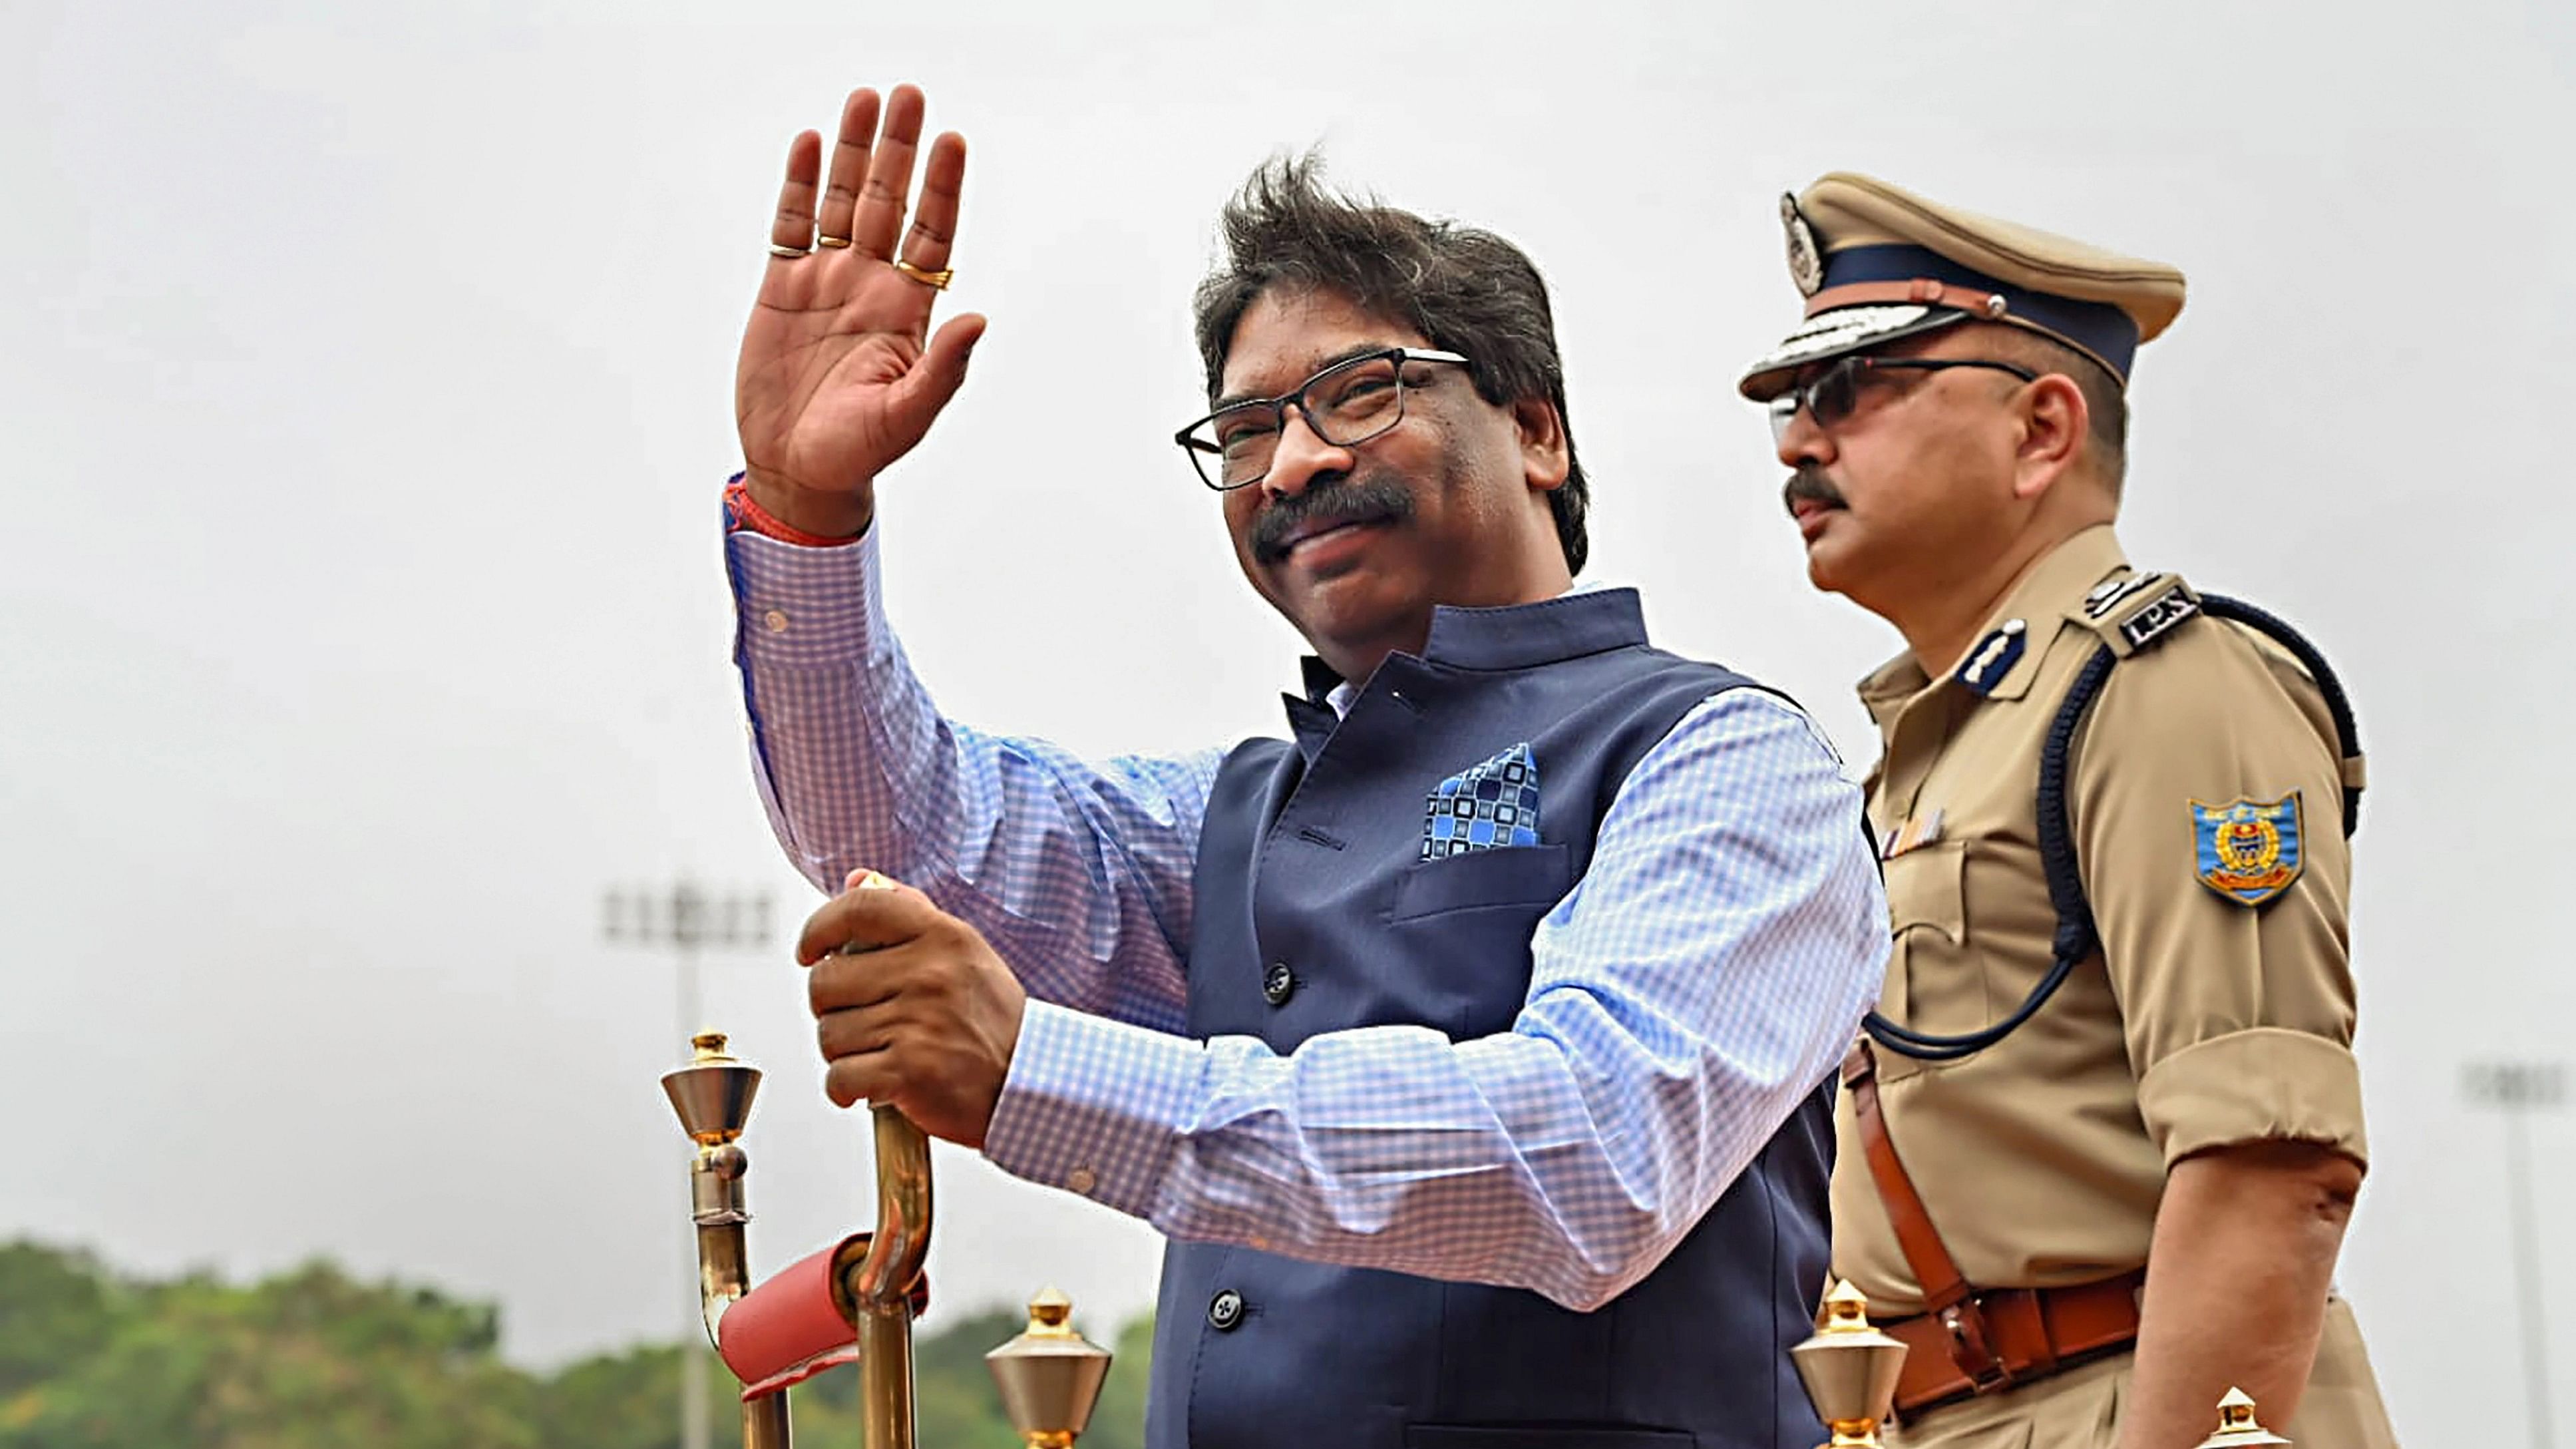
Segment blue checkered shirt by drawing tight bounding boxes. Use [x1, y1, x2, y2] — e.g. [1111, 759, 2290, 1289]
[728, 524, 1887, 1312]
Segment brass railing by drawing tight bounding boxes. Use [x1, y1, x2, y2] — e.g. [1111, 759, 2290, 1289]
[660, 1033, 1108, 1448]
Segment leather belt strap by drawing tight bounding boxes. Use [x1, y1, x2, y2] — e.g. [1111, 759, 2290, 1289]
[1883, 1271, 2147, 1415]
[1839, 1042, 2144, 1412]
[1841, 1042, 1967, 1308]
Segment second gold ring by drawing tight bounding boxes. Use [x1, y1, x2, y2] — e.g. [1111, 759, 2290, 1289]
[892, 259, 956, 292]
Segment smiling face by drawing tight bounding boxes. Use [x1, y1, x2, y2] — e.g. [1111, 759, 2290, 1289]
[1215, 286, 1570, 684]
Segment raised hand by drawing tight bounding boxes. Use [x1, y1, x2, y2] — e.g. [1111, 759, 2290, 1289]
[736, 86, 986, 538]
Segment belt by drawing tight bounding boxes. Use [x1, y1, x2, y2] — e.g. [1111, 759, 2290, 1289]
[1842, 1042, 2145, 1416]
[1882, 1270, 2145, 1415]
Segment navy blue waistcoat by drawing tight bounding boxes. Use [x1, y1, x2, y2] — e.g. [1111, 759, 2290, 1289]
[1147, 590, 1835, 1449]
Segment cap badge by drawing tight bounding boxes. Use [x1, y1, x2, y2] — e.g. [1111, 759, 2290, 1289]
[1781, 193, 1824, 298]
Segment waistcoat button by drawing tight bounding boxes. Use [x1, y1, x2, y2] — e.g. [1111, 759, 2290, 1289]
[1262, 962, 1296, 1006]
[1207, 1289, 1246, 1331]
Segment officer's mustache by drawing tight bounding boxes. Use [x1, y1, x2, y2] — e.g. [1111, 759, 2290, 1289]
[1783, 465, 1847, 515]
[1250, 474, 1417, 564]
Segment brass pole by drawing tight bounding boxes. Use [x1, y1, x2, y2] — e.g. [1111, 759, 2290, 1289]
[663, 1032, 792, 1449]
[832, 873, 936, 1449]
[842, 1102, 933, 1449]
[611, 881, 775, 1449]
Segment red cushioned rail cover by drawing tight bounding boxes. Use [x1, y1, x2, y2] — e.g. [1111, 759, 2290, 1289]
[717, 1240, 861, 1400]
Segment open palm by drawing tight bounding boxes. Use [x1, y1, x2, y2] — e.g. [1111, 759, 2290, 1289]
[735, 87, 984, 538]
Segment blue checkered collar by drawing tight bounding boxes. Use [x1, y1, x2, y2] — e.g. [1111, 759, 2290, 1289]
[1304, 580, 1640, 718]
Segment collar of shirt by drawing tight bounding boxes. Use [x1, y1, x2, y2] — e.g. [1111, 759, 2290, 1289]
[1321, 578, 1619, 719]
[1855, 526, 2131, 728]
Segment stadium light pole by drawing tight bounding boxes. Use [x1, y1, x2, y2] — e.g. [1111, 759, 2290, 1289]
[2465, 1058, 2566, 1449]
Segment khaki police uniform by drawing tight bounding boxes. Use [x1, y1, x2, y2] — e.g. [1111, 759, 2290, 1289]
[1739, 175, 2399, 1446]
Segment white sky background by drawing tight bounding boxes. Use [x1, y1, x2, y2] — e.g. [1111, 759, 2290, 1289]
[5, 0, 2571, 1432]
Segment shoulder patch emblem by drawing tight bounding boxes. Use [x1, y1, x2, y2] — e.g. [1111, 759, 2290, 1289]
[2191, 793, 2305, 905]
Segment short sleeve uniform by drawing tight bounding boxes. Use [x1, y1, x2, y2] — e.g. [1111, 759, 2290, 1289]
[1833, 524, 2366, 1315]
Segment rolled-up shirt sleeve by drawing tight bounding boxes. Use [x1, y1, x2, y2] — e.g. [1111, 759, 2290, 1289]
[982, 691, 1889, 1310]
[2075, 623, 2368, 1170]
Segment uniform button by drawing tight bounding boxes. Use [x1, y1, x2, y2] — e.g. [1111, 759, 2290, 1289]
[1206, 1289, 1245, 1331]
[762, 608, 790, 634]
[1065, 1166, 1097, 1197]
[1262, 962, 1295, 1006]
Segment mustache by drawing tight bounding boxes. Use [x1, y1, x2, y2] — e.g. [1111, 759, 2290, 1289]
[1250, 473, 1416, 563]
[1783, 465, 1846, 514]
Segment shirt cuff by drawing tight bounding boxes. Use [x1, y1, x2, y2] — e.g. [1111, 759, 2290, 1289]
[726, 517, 891, 670]
[984, 1000, 1203, 1214]
[723, 473, 868, 546]
[2136, 1026, 2369, 1170]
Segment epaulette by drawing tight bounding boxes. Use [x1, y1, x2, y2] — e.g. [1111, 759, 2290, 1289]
[2068, 570, 2199, 658]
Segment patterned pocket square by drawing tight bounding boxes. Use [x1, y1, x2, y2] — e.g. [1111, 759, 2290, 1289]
[1421, 743, 1542, 860]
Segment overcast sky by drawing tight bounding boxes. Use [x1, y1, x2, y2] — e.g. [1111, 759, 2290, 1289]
[7, 0, 2573, 1434]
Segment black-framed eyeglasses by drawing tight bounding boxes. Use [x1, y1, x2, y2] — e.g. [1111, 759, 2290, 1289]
[1767, 355, 2038, 445]
[1175, 347, 1473, 491]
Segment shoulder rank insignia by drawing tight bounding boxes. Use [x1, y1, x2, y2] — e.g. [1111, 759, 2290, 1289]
[2073, 572, 2201, 657]
[2191, 793, 2305, 905]
[2083, 572, 2155, 619]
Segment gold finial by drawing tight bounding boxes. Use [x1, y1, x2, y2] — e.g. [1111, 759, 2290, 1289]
[1790, 1280, 1907, 1448]
[2193, 1386, 2291, 1448]
[989, 1287, 1113, 1446]
[662, 1032, 762, 1145]
[1027, 1286, 1075, 1335]
[1818, 1279, 1875, 1333]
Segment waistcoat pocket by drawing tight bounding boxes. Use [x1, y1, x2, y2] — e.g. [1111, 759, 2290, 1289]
[1389, 843, 1574, 922]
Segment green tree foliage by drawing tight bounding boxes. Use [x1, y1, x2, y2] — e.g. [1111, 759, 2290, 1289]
[528, 1342, 733, 1449]
[0, 1250, 532, 1449]
[0, 1241, 1153, 1448]
[0, 1245, 120, 1401]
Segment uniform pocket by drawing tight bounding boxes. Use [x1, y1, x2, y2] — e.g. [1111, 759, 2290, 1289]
[1389, 843, 1574, 922]
[1883, 839, 1965, 944]
[1875, 839, 1968, 1084]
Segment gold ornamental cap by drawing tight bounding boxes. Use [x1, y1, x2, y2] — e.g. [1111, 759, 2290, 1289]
[660, 1030, 763, 1145]
[2193, 1387, 2292, 1448]
[988, 1289, 1113, 1447]
[1789, 1281, 1907, 1442]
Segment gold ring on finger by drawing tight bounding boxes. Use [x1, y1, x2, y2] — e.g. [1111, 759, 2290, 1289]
[817, 234, 854, 248]
[769, 242, 812, 259]
[892, 259, 954, 291]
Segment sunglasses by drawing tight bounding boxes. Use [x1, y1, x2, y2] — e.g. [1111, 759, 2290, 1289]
[1768, 355, 2038, 444]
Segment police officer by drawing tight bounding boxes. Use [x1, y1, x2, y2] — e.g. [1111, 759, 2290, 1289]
[1740, 173, 2402, 1446]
